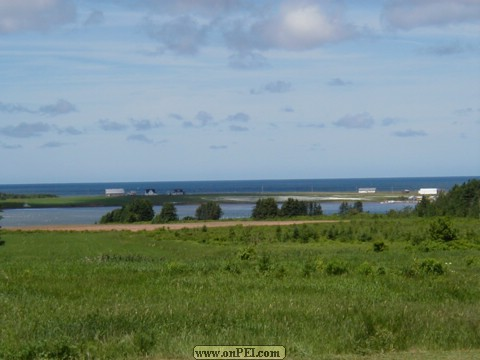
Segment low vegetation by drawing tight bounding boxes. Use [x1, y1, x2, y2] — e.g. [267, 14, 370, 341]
[1, 216, 480, 359]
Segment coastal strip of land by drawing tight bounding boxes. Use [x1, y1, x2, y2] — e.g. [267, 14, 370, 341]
[5, 219, 344, 232]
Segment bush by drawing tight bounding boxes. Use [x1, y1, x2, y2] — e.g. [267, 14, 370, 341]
[325, 259, 348, 275]
[373, 241, 386, 252]
[152, 202, 178, 223]
[429, 217, 458, 242]
[195, 201, 223, 220]
[419, 258, 444, 275]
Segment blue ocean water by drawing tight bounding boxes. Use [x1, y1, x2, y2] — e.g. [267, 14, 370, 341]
[0, 176, 476, 196]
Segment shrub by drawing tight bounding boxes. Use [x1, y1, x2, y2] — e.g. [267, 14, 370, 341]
[325, 259, 348, 275]
[373, 241, 386, 252]
[257, 253, 272, 273]
[429, 217, 458, 242]
[357, 261, 374, 275]
[302, 260, 317, 277]
[419, 258, 444, 275]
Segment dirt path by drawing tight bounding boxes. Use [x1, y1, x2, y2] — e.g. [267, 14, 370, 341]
[5, 220, 342, 232]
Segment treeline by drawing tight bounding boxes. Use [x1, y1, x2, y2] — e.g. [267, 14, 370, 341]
[99, 199, 223, 224]
[0, 192, 57, 200]
[416, 179, 480, 218]
[251, 198, 323, 219]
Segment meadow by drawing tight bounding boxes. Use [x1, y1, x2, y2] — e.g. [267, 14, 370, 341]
[0, 216, 479, 359]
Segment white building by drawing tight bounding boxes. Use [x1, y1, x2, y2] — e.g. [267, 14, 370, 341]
[418, 188, 438, 196]
[358, 188, 376, 194]
[105, 188, 125, 197]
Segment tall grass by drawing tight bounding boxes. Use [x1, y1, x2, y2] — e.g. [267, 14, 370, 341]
[0, 217, 479, 359]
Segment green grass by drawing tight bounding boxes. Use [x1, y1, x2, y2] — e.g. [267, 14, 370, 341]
[0, 217, 479, 359]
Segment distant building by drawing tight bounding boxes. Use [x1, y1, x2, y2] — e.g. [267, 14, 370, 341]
[105, 188, 125, 197]
[170, 189, 185, 196]
[358, 187, 376, 194]
[145, 189, 157, 196]
[418, 188, 438, 196]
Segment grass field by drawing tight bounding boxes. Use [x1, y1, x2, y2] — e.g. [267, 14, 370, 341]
[0, 217, 479, 359]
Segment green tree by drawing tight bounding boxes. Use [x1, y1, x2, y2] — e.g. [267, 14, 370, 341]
[429, 217, 458, 242]
[195, 201, 223, 220]
[280, 198, 307, 217]
[415, 196, 435, 217]
[306, 202, 323, 216]
[152, 202, 178, 223]
[353, 201, 363, 214]
[338, 201, 350, 216]
[100, 198, 154, 223]
[251, 198, 278, 219]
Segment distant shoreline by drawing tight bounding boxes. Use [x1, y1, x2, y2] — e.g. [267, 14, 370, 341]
[0, 191, 416, 209]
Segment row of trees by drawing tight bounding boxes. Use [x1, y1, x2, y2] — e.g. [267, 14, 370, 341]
[415, 179, 480, 218]
[251, 198, 324, 219]
[99, 199, 223, 224]
[100, 197, 365, 224]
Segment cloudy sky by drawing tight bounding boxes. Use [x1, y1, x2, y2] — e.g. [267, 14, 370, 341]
[1, 0, 479, 184]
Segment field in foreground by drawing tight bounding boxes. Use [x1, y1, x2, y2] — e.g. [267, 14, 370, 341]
[0, 217, 479, 359]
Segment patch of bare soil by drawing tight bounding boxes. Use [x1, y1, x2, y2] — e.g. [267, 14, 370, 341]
[6, 220, 342, 232]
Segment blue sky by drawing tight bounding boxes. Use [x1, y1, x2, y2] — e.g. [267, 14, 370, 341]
[1, 0, 479, 184]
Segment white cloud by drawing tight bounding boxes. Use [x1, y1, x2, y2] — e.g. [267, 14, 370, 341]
[226, 112, 250, 122]
[127, 134, 154, 143]
[254, 2, 355, 50]
[145, 15, 209, 55]
[130, 118, 164, 131]
[229, 124, 248, 132]
[0, 0, 76, 34]
[0, 102, 34, 114]
[228, 51, 269, 70]
[0, 99, 76, 116]
[251, 80, 292, 94]
[333, 113, 375, 129]
[98, 119, 128, 131]
[393, 129, 427, 137]
[328, 78, 352, 86]
[0, 122, 51, 137]
[383, 0, 480, 30]
[39, 99, 76, 116]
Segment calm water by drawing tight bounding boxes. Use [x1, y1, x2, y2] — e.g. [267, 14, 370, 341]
[0, 176, 476, 226]
[0, 176, 475, 196]
[1, 202, 414, 227]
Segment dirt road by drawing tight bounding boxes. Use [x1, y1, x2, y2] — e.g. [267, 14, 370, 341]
[5, 220, 341, 232]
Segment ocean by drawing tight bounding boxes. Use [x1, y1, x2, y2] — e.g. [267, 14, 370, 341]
[0, 176, 477, 226]
[0, 176, 475, 196]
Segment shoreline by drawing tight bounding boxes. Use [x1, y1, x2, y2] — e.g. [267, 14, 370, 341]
[0, 191, 415, 209]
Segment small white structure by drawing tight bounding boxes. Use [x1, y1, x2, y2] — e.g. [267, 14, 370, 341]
[145, 189, 157, 196]
[358, 188, 376, 194]
[105, 188, 125, 197]
[418, 188, 438, 196]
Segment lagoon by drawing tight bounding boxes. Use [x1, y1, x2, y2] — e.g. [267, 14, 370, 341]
[1, 201, 413, 227]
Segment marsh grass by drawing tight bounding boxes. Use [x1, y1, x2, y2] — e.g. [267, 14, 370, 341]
[0, 218, 479, 359]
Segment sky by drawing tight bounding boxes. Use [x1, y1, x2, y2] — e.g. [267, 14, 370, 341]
[1, 0, 479, 184]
